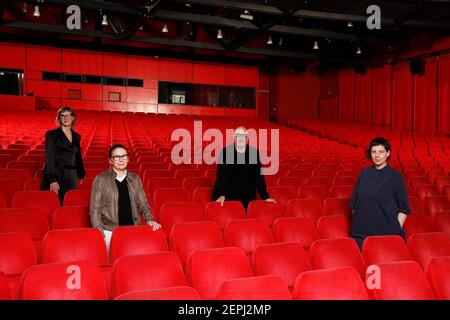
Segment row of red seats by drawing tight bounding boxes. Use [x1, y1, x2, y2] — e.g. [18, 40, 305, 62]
[0, 226, 449, 300]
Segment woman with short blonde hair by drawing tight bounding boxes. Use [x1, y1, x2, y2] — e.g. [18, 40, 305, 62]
[41, 106, 86, 205]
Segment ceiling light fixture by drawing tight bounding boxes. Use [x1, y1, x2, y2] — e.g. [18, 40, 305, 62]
[356, 46, 362, 54]
[23, 3, 28, 14]
[347, 21, 353, 28]
[33, 5, 40, 17]
[267, 36, 273, 45]
[102, 14, 108, 26]
[240, 10, 253, 21]
[217, 29, 223, 39]
[313, 40, 319, 50]
[162, 23, 168, 33]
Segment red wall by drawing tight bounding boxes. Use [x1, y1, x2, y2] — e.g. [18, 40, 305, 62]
[0, 42, 262, 118]
[270, 68, 321, 123]
[336, 55, 449, 134]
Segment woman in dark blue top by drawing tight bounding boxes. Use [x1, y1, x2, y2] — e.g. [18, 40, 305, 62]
[350, 137, 410, 250]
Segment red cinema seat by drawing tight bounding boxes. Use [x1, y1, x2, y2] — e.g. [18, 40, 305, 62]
[0, 154, 15, 169]
[20, 260, 109, 300]
[205, 201, 246, 231]
[292, 267, 369, 300]
[329, 186, 353, 199]
[286, 169, 310, 179]
[297, 185, 328, 203]
[217, 275, 291, 300]
[369, 261, 435, 300]
[247, 200, 285, 226]
[186, 247, 253, 299]
[287, 199, 322, 224]
[192, 187, 213, 208]
[0, 169, 32, 188]
[224, 219, 273, 257]
[0, 179, 22, 206]
[362, 235, 413, 265]
[277, 177, 305, 190]
[78, 178, 94, 190]
[308, 238, 367, 278]
[435, 176, 450, 193]
[52, 206, 91, 229]
[147, 177, 181, 196]
[403, 213, 436, 238]
[407, 232, 450, 270]
[152, 188, 191, 219]
[417, 185, 440, 203]
[175, 169, 202, 181]
[0, 193, 7, 209]
[111, 252, 186, 298]
[170, 221, 224, 268]
[183, 177, 211, 195]
[426, 256, 450, 300]
[109, 226, 168, 264]
[266, 186, 296, 207]
[306, 177, 331, 189]
[204, 169, 217, 184]
[114, 286, 201, 300]
[323, 198, 352, 216]
[317, 215, 351, 239]
[159, 202, 205, 235]
[434, 212, 450, 236]
[23, 179, 42, 191]
[409, 196, 424, 213]
[142, 169, 171, 186]
[0, 232, 37, 276]
[252, 242, 310, 290]
[272, 217, 319, 248]
[41, 228, 108, 265]
[0, 208, 49, 255]
[11, 191, 60, 225]
[333, 176, 356, 186]
[63, 190, 91, 207]
[0, 272, 11, 300]
[424, 196, 450, 219]
[6, 161, 38, 175]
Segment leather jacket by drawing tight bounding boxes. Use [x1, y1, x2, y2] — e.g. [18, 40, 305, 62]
[89, 168, 154, 236]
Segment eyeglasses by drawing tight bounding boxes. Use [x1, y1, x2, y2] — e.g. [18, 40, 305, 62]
[235, 133, 248, 139]
[111, 154, 129, 161]
[60, 114, 73, 119]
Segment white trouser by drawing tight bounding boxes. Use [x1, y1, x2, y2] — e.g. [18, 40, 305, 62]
[104, 230, 112, 254]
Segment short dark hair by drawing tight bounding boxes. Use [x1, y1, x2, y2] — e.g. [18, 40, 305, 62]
[108, 144, 128, 159]
[366, 137, 391, 160]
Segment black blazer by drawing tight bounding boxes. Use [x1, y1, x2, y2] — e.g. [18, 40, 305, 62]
[41, 127, 86, 188]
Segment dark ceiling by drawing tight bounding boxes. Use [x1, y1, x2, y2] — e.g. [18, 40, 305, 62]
[1, 0, 450, 68]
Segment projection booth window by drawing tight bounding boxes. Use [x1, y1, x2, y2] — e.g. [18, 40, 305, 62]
[158, 81, 255, 109]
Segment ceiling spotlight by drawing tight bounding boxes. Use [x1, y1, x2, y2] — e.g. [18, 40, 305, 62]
[139, 25, 144, 30]
[347, 21, 353, 28]
[23, 3, 28, 14]
[217, 29, 223, 39]
[356, 46, 362, 54]
[185, 3, 191, 7]
[162, 23, 168, 33]
[313, 40, 319, 50]
[278, 38, 283, 46]
[102, 14, 108, 26]
[267, 36, 273, 45]
[33, 5, 40, 17]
